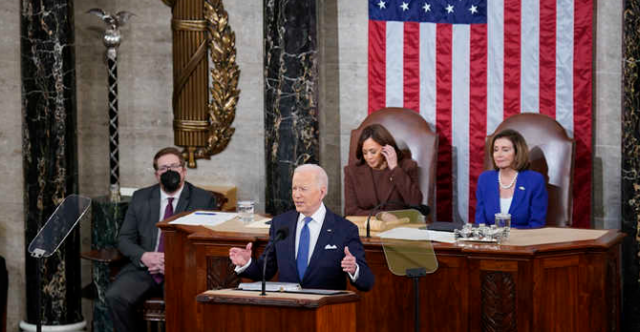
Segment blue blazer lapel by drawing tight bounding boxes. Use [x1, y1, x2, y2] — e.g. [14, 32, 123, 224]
[304, 212, 336, 278]
[509, 174, 526, 215]
[488, 172, 501, 215]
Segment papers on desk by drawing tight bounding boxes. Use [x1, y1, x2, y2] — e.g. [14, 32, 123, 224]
[378, 227, 456, 243]
[237, 281, 346, 295]
[246, 218, 272, 229]
[238, 282, 301, 292]
[169, 211, 238, 227]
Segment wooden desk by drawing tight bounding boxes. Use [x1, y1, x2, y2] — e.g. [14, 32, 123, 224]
[196, 289, 358, 332]
[159, 216, 623, 332]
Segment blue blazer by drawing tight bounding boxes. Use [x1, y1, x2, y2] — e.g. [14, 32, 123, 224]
[241, 209, 374, 291]
[475, 170, 548, 228]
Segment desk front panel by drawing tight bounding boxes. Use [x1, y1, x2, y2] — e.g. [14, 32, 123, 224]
[163, 225, 621, 332]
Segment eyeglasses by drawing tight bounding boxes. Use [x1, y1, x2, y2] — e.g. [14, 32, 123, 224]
[157, 163, 183, 172]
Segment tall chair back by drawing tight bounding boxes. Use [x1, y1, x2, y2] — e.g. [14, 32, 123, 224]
[484, 113, 575, 227]
[349, 108, 438, 220]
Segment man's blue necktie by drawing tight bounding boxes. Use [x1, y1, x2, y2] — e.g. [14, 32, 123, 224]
[297, 216, 313, 281]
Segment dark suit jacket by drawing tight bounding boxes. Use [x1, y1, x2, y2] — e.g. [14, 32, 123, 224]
[474, 170, 548, 228]
[241, 209, 375, 291]
[344, 158, 423, 216]
[117, 182, 216, 269]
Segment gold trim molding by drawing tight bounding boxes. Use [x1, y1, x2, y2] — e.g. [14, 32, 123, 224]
[163, 0, 239, 168]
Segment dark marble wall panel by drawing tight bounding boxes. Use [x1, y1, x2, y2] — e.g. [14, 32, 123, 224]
[21, 0, 81, 325]
[622, 0, 640, 330]
[264, 0, 320, 215]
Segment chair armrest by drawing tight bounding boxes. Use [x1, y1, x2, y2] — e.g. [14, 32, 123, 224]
[81, 248, 125, 264]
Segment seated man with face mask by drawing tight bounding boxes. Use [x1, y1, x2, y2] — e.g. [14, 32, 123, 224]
[106, 147, 216, 332]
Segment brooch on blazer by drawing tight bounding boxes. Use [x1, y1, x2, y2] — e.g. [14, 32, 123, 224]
[324, 244, 338, 250]
[518, 186, 525, 191]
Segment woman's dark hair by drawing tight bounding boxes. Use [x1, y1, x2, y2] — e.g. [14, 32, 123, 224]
[355, 124, 403, 165]
[490, 129, 530, 171]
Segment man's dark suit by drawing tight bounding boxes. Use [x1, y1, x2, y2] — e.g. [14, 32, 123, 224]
[106, 182, 215, 332]
[241, 208, 374, 291]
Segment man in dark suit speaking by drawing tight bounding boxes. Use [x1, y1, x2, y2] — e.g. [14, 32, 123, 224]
[106, 147, 216, 332]
[229, 164, 374, 291]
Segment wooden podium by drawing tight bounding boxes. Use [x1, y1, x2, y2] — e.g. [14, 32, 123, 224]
[196, 289, 359, 332]
[160, 214, 624, 332]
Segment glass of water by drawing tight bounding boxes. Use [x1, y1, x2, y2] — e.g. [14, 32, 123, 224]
[237, 200, 255, 223]
[494, 213, 511, 238]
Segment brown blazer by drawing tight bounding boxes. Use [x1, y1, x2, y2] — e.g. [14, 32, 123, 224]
[344, 158, 423, 216]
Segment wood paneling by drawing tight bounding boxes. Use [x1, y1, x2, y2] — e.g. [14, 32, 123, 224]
[159, 220, 623, 332]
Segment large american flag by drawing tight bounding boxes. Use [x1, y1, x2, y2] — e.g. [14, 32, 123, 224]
[368, 0, 592, 227]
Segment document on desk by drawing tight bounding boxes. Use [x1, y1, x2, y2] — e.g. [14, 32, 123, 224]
[169, 211, 238, 227]
[378, 227, 456, 243]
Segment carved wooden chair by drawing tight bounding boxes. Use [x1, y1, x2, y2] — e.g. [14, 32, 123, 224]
[348, 107, 438, 220]
[483, 113, 575, 227]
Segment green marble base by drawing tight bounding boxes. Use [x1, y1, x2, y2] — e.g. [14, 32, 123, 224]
[90, 196, 129, 332]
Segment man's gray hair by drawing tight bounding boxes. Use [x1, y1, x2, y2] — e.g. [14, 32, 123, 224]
[294, 164, 329, 192]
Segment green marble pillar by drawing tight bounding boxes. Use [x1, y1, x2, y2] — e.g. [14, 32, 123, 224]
[89, 197, 129, 332]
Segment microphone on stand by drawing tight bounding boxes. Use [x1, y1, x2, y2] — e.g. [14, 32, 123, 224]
[261, 226, 289, 295]
[365, 201, 430, 238]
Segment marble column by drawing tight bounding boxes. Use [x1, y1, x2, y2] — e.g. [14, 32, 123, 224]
[622, 0, 640, 331]
[21, 0, 82, 327]
[264, 0, 320, 215]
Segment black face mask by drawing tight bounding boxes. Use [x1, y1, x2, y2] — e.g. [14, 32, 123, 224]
[160, 170, 181, 193]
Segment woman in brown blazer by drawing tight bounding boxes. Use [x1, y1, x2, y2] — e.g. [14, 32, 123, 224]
[344, 124, 423, 216]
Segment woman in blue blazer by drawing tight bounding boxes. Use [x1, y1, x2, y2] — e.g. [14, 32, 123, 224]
[475, 129, 548, 228]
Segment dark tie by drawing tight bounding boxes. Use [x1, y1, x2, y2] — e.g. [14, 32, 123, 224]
[153, 197, 174, 284]
[296, 216, 313, 281]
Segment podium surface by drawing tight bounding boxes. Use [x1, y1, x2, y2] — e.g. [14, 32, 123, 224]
[159, 213, 623, 332]
[196, 289, 358, 332]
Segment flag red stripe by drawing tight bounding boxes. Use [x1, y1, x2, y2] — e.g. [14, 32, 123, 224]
[368, 20, 386, 114]
[468, 23, 488, 223]
[572, 0, 593, 228]
[539, 0, 556, 118]
[503, 0, 521, 119]
[403, 22, 420, 112]
[436, 24, 453, 222]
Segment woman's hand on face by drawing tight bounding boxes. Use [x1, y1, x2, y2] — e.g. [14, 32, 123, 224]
[381, 145, 398, 170]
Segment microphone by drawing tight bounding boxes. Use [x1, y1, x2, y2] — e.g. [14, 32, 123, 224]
[365, 201, 430, 238]
[261, 226, 289, 295]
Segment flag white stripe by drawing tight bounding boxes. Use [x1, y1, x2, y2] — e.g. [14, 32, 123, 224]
[487, 0, 504, 134]
[419, 23, 437, 131]
[556, 0, 574, 137]
[521, 0, 540, 113]
[386, 21, 404, 108]
[452, 25, 471, 223]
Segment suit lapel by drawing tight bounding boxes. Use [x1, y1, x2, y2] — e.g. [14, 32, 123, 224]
[304, 211, 336, 279]
[175, 182, 190, 213]
[149, 186, 161, 245]
[282, 213, 298, 280]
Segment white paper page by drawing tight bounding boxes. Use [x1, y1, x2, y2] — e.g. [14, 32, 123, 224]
[379, 227, 456, 243]
[246, 218, 272, 228]
[169, 211, 238, 227]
